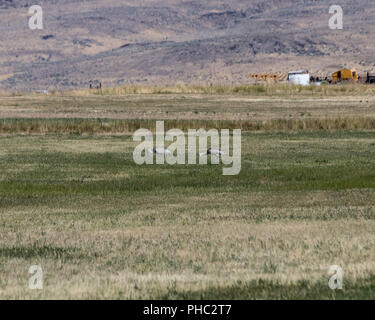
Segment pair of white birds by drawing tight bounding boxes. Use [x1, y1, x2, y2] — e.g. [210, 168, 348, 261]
[147, 147, 225, 157]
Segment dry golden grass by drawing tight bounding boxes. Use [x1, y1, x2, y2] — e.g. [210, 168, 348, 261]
[68, 83, 375, 97]
[1, 88, 375, 134]
[2, 83, 375, 98]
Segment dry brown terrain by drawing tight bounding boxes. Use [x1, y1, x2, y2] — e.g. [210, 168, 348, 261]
[1, 0, 375, 91]
[1, 89, 375, 121]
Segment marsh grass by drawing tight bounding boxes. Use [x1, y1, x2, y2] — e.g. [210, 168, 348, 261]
[1, 92, 375, 299]
[156, 276, 375, 300]
[1, 133, 375, 299]
[1, 117, 375, 134]
[0, 245, 82, 260]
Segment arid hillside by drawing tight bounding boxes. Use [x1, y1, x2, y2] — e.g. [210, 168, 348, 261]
[0, 0, 374, 90]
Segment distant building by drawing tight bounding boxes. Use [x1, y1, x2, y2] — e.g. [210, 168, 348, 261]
[288, 70, 310, 86]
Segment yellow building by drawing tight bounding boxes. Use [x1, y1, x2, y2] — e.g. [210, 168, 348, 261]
[332, 69, 358, 83]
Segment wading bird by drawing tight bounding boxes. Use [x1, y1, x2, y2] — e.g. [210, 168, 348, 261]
[199, 148, 225, 157]
[147, 147, 172, 155]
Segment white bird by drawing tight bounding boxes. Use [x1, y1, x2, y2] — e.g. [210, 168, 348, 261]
[147, 147, 172, 155]
[199, 148, 225, 157]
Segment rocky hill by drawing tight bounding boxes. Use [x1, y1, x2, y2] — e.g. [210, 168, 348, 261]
[0, 0, 374, 90]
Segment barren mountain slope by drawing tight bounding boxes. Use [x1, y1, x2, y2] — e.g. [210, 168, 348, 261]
[0, 0, 374, 90]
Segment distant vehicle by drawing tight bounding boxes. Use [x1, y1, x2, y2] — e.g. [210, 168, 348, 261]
[288, 70, 310, 86]
[332, 69, 358, 83]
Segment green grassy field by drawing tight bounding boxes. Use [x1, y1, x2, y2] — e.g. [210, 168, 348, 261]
[0, 88, 375, 299]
